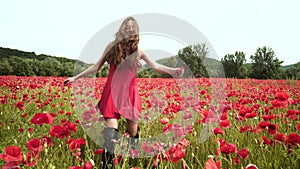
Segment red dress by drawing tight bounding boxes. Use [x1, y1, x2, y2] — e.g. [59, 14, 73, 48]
[97, 58, 142, 121]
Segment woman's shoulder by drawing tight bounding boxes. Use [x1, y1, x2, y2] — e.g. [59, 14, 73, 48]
[137, 49, 145, 59]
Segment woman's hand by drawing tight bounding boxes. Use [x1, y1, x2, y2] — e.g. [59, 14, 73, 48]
[172, 66, 185, 77]
[64, 77, 76, 85]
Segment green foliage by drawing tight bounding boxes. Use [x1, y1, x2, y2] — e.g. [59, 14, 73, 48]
[0, 47, 91, 77]
[249, 46, 284, 79]
[97, 64, 109, 77]
[178, 44, 209, 77]
[1, 46, 298, 79]
[282, 61, 300, 80]
[221, 51, 247, 78]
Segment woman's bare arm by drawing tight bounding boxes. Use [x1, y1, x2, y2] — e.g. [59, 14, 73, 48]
[140, 50, 183, 75]
[64, 42, 113, 84]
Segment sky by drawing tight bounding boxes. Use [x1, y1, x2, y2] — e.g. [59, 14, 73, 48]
[1, 0, 299, 65]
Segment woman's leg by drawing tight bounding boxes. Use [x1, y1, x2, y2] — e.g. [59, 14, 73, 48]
[102, 118, 118, 169]
[105, 118, 118, 128]
[126, 119, 139, 154]
[126, 119, 138, 137]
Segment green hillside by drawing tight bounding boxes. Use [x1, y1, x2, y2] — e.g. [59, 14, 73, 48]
[0, 47, 299, 79]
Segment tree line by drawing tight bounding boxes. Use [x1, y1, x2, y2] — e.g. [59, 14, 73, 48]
[0, 46, 299, 79]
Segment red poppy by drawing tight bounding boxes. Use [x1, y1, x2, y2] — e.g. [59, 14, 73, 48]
[240, 126, 251, 133]
[94, 149, 104, 155]
[22, 151, 40, 167]
[69, 166, 82, 169]
[274, 133, 287, 143]
[129, 149, 139, 157]
[49, 125, 71, 138]
[69, 138, 86, 152]
[219, 119, 231, 129]
[258, 121, 269, 129]
[215, 138, 227, 146]
[164, 144, 186, 163]
[28, 127, 34, 133]
[262, 136, 272, 146]
[287, 133, 300, 146]
[83, 161, 93, 169]
[232, 156, 241, 164]
[41, 136, 54, 147]
[0, 146, 23, 162]
[160, 118, 169, 125]
[204, 156, 220, 169]
[271, 99, 287, 108]
[220, 143, 237, 154]
[30, 112, 54, 125]
[26, 138, 43, 153]
[238, 148, 249, 159]
[141, 142, 153, 154]
[213, 128, 223, 135]
[245, 164, 258, 169]
[1, 161, 20, 169]
[275, 91, 289, 101]
[296, 123, 300, 132]
[245, 112, 257, 119]
[15, 101, 24, 110]
[267, 123, 278, 135]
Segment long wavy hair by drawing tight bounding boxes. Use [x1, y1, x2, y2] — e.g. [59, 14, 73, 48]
[107, 17, 141, 68]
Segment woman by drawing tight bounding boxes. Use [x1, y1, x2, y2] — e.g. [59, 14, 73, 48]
[64, 16, 184, 168]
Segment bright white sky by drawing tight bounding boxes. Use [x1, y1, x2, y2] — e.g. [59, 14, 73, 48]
[1, 0, 299, 65]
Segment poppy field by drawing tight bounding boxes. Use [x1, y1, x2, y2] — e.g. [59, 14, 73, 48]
[0, 76, 299, 169]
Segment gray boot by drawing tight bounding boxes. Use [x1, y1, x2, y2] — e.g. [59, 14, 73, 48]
[102, 127, 119, 169]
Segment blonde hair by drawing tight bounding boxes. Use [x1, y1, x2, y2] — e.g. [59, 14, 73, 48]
[108, 17, 141, 68]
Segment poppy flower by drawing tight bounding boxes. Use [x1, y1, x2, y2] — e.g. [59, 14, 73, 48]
[274, 133, 287, 143]
[219, 119, 231, 129]
[240, 126, 251, 133]
[245, 164, 258, 169]
[220, 143, 237, 155]
[15, 101, 24, 110]
[94, 149, 104, 155]
[296, 123, 300, 132]
[30, 112, 54, 125]
[22, 151, 40, 167]
[49, 125, 71, 138]
[204, 156, 220, 169]
[0, 146, 23, 162]
[69, 138, 86, 152]
[164, 144, 186, 163]
[213, 128, 223, 135]
[275, 91, 289, 101]
[287, 133, 300, 146]
[83, 161, 93, 169]
[26, 138, 43, 153]
[238, 148, 249, 159]
[262, 136, 272, 146]
[267, 123, 278, 135]
[258, 121, 269, 129]
[1, 161, 20, 169]
[160, 118, 169, 125]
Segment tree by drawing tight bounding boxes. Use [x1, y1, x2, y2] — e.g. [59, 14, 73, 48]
[97, 64, 109, 77]
[283, 62, 300, 80]
[0, 59, 13, 75]
[249, 46, 283, 79]
[221, 51, 247, 78]
[177, 43, 209, 77]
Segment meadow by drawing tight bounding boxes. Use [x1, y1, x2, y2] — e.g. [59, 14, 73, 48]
[0, 76, 299, 169]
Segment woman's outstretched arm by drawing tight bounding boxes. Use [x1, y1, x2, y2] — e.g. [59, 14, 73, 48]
[140, 50, 183, 75]
[64, 42, 113, 84]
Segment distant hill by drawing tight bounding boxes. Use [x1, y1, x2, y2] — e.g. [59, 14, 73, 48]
[0, 47, 92, 76]
[243, 62, 295, 69]
[0, 47, 298, 78]
[0, 47, 84, 64]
